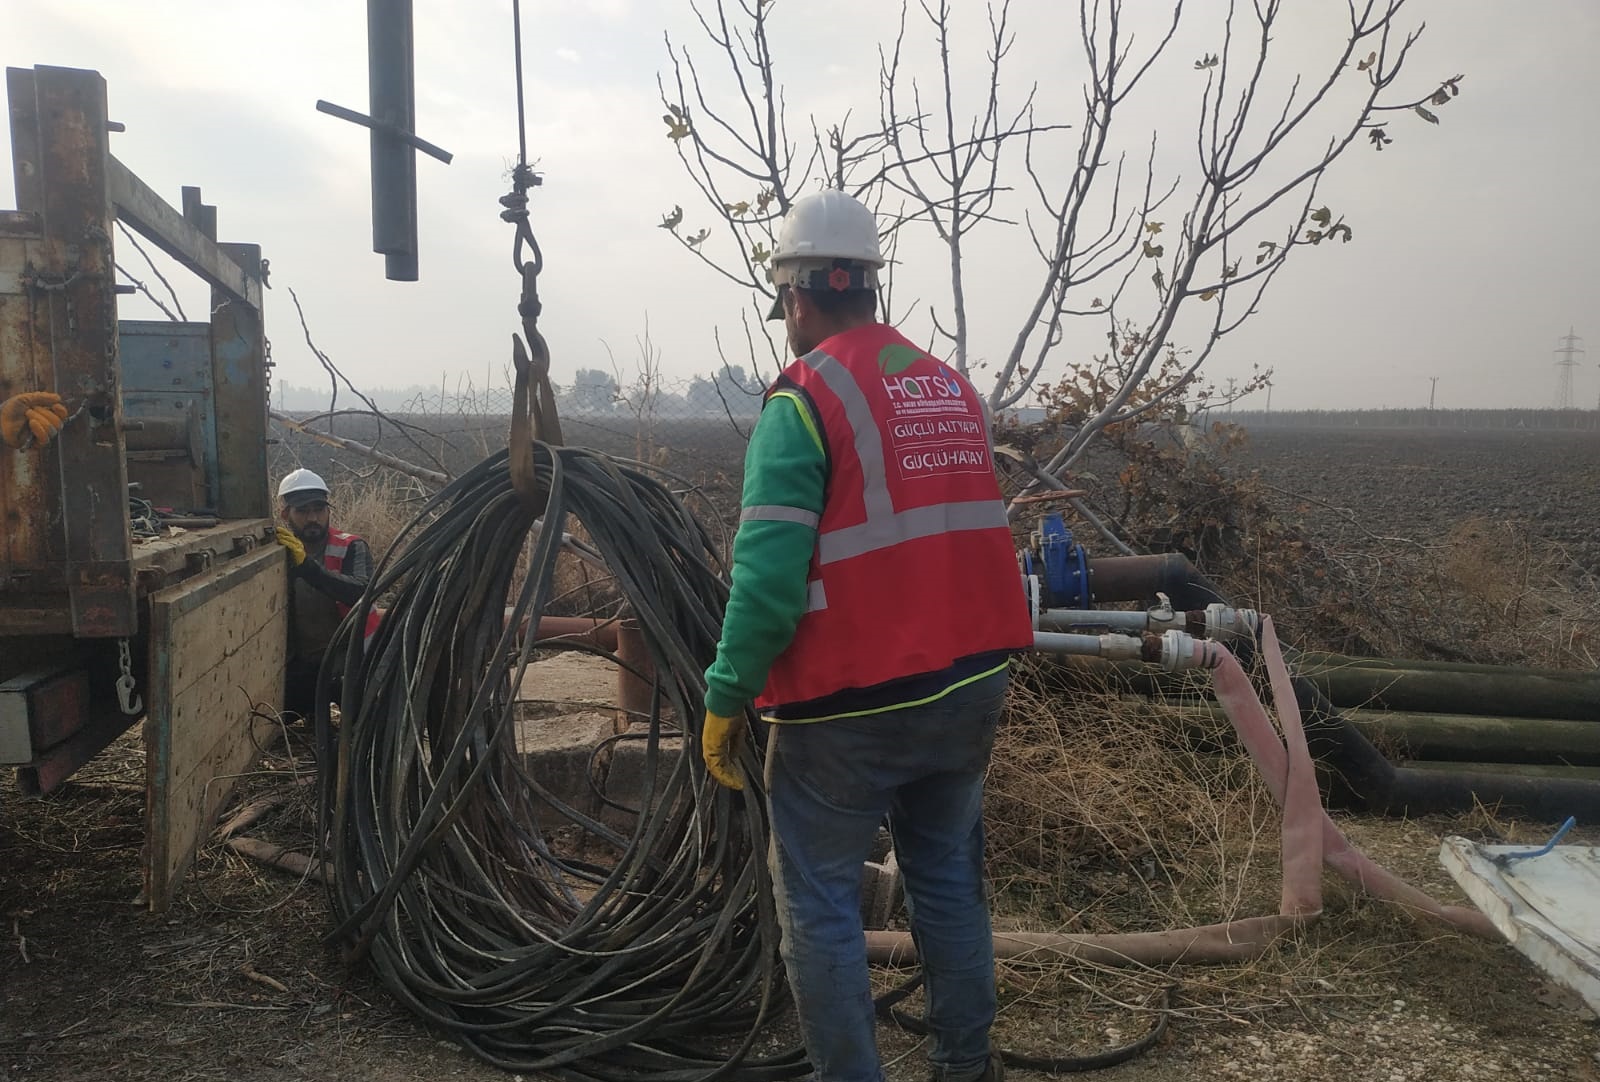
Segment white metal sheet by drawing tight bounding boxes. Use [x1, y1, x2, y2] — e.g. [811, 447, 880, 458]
[1502, 848, 1600, 953]
[1441, 836, 1600, 1019]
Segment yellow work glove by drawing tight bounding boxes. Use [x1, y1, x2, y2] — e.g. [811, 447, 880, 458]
[0, 392, 68, 448]
[275, 526, 307, 567]
[701, 710, 748, 790]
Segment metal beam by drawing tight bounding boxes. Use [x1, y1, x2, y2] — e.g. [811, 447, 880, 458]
[368, 0, 419, 280]
[211, 242, 269, 517]
[9, 65, 136, 637]
[107, 156, 261, 310]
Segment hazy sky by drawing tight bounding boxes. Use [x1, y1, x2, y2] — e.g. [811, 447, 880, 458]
[5, 1, 1598, 412]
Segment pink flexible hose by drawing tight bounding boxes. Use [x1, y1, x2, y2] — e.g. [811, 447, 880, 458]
[864, 616, 1499, 967]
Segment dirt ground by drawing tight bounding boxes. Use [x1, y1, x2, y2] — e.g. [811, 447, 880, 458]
[5, 423, 1600, 1081]
[1238, 425, 1600, 562]
[4, 728, 1597, 1082]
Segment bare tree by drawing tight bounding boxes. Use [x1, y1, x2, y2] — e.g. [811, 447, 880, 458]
[658, 0, 1463, 503]
[605, 315, 667, 463]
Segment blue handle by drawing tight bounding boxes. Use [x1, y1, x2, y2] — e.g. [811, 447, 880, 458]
[1500, 816, 1576, 865]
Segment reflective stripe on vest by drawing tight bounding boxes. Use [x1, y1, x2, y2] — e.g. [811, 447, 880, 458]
[755, 326, 1033, 710]
[741, 504, 822, 528]
[797, 348, 1010, 565]
[322, 531, 380, 644]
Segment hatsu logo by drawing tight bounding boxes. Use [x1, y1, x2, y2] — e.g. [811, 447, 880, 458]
[882, 372, 964, 401]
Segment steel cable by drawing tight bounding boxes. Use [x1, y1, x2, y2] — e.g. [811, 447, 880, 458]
[317, 443, 808, 1081]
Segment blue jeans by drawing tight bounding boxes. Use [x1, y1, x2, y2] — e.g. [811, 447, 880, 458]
[765, 669, 1009, 1082]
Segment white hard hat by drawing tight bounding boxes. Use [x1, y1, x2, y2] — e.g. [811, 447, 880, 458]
[768, 189, 884, 320]
[277, 467, 329, 507]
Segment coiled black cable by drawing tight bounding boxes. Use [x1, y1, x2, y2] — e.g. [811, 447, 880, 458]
[317, 444, 807, 1081]
[314, 442, 1168, 1079]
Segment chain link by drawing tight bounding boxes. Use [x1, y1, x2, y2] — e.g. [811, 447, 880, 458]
[116, 638, 142, 715]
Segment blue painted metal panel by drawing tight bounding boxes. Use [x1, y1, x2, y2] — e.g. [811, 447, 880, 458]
[117, 320, 220, 510]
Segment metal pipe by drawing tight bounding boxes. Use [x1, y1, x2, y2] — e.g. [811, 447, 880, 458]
[614, 618, 653, 730]
[528, 615, 619, 650]
[1155, 698, 1600, 768]
[1288, 652, 1600, 723]
[1038, 608, 1163, 634]
[1082, 553, 1196, 604]
[367, 0, 419, 280]
[1032, 631, 1145, 661]
[1064, 553, 1600, 821]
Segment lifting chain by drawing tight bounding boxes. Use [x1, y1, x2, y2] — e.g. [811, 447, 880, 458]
[115, 638, 142, 716]
[502, 0, 563, 512]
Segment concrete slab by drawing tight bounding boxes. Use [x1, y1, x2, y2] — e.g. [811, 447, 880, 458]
[514, 708, 615, 828]
[513, 650, 696, 831]
[518, 650, 619, 711]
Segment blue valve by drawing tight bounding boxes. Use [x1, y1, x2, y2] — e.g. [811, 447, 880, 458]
[1039, 513, 1091, 610]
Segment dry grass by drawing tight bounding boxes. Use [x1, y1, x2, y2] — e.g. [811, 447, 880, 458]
[987, 665, 1280, 937]
[977, 664, 1538, 1039]
[322, 473, 432, 565]
[1430, 516, 1600, 668]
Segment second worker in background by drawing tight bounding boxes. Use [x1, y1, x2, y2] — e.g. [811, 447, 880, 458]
[273, 468, 378, 723]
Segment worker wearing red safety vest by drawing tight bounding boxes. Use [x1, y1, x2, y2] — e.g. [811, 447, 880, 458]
[274, 468, 378, 723]
[701, 189, 1032, 1082]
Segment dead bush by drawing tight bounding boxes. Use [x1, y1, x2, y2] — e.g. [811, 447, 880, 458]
[323, 472, 430, 562]
[986, 661, 1279, 935]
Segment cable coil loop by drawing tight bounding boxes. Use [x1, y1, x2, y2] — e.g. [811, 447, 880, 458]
[317, 445, 804, 1080]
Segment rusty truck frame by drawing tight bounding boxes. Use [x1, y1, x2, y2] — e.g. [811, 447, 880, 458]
[1, 65, 286, 910]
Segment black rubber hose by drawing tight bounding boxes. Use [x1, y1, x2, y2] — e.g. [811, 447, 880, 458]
[315, 445, 807, 1082]
[313, 445, 1169, 1078]
[1159, 563, 1600, 821]
[875, 974, 1172, 1072]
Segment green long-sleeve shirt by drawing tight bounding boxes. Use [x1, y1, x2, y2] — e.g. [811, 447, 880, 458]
[702, 390, 826, 718]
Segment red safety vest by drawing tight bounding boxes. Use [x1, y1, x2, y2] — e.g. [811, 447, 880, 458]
[756, 324, 1033, 709]
[323, 530, 382, 645]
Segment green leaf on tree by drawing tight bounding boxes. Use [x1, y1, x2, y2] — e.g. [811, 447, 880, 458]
[1415, 105, 1439, 124]
[1310, 206, 1332, 227]
[1143, 240, 1165, 258]
[1199, 289, 1218, 301]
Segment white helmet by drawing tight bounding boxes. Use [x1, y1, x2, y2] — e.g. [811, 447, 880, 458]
[768, 189, 884, 320]
[277, 467, 329, 507]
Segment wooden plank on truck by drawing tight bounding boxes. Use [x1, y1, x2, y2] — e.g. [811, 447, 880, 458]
[144, 543, 287, 911]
